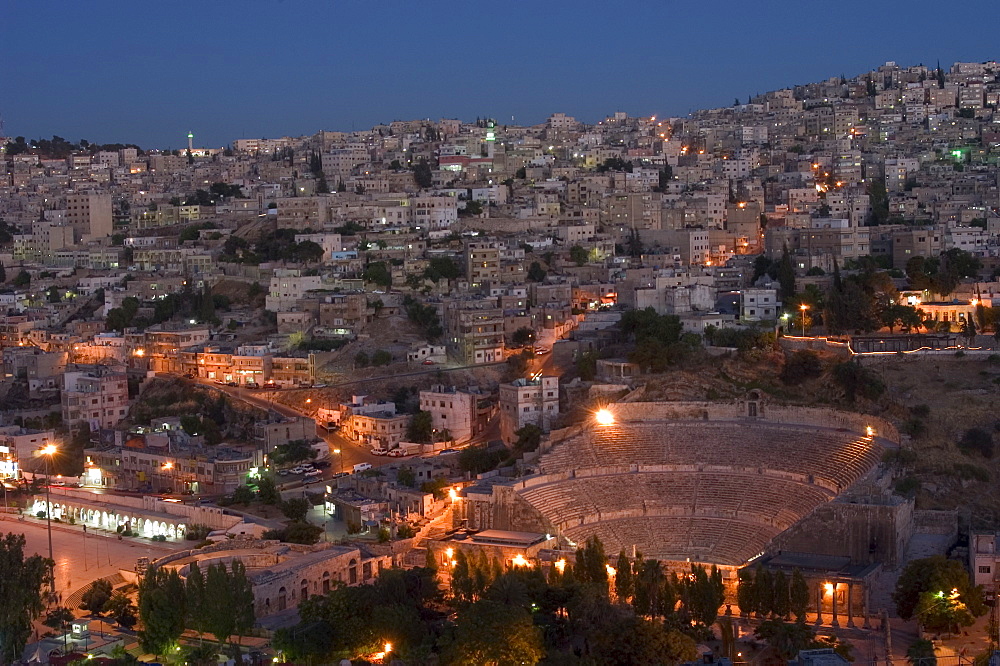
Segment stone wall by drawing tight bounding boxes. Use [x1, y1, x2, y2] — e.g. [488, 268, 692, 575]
[769, 497, 914, 568]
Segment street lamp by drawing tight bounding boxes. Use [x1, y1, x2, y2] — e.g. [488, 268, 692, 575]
[595, 409, 615, 426]
[38, 444, 58, 592]
[333, 448, 342, 474]
[161, 461, 174, 493]
[799, 304, 809, 337]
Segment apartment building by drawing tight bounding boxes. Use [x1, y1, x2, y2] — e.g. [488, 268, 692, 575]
[499, 375, 559, 445]
[444, 300, 505, 364]
[418, 385, 486, 444]
[62, 364, 130, 430]
[65, 192, 113, 240]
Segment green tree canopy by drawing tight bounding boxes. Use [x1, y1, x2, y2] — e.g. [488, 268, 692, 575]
[0, 533, 49, 665]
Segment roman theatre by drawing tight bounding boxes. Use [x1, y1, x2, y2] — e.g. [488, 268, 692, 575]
[458, 394, 901, 572]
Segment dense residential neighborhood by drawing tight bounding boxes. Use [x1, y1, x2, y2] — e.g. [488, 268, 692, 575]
[5, 58, 1000, 665]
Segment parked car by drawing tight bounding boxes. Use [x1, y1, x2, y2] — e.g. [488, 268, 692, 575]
[422, 359, 436, 365]
[371, 448, 388, 456]
[304, 469, 322, 478]
[227, 382, 238, 387]
[387, 449, 408, 457]
[353, 463, 372, 473]
[278, 469, 290, 476]
[438, 448, 459, 456]
[182, 373, 195, 379]
[331, 472, 349, 479]
[290, 466, 305, 474]
[314, 461, 331, 468]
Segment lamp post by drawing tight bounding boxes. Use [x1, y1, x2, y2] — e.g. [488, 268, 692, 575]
[38, 444, 58, 592]
[333, 448, 342, 474]
[799, 304, 809, 337]
[162, 461, 174, 493]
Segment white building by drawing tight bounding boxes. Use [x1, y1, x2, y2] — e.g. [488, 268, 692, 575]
[741, 287, 781, 322]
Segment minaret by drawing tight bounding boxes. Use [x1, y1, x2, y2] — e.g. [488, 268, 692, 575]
[187, 131, 194, 152]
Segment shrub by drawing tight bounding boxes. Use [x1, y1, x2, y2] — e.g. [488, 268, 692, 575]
[185, 524, 212, 541]
[958, 428, 994, 458]
[780, 350, 823, 385]
[953, 463, 990, 482]
[882, 448, 918, 465]
[895, 476, 921, 497]
[396, 523, 416, 539]
[911, 404, 931, 418]
[902, 418, 926, 439]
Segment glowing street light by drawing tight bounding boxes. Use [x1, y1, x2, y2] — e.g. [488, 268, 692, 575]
[799, 304, 809, 337]
[554, 558, 567, 573]
[38, 444, 58, 589]
[595, 409, 615, 426]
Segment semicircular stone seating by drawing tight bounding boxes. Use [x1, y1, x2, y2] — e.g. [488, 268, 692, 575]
[520, 421, 882, 566]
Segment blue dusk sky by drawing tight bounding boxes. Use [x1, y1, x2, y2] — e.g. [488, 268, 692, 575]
[1, 0, 996, 148]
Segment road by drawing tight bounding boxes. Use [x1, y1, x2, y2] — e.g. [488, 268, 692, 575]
[171, 345, 576, 486]
[188, 378, 390, 475]
[0, 515, 182, 599]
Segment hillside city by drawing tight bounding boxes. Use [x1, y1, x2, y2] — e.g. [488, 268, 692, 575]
[3, 59, 1000, 665]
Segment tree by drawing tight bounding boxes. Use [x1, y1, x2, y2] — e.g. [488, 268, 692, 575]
[371, 350, 392, 366]
[447, 600, 544, 666]
[867, 174, 890, 225]
[0, 534, 49, 665]
[256, 475, 280, 505]
[790, 568, 810, 622]
[12, 270, 29, 287]
[893, 555, 986, 621]
[138, 568, 187, 657]
[185, 562, 208, 635]
[777, 245, 796, 300]
[513, 424, 543, 453]
[908, 638, 937, 666]
[413, 159, 433, 189]
[232, 484, 256, 505]
[81, 578, 113, 615]
[354, 351, 369, 368]
[781, 350, 823, 385]
[0, 263, 6, 283]
[737, 568, 756, 616]
[755, 619, 815, 661]
[281, 497, 311, 522]
[105, 592, 137, 629]
[526, 261, 547, 282]
[569, 245, 588, 266]
[592, 616, 697, 666]
[614, 550, 634, 602]
[772, 570, 791, 619]
[362, 261, 391, 288]
[511, 327, 534, 347]
[914, 588, 975, 634]
[407, 410, 433, 443]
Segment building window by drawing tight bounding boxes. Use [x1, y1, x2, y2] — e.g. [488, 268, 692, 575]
[980, 565, 991, 574]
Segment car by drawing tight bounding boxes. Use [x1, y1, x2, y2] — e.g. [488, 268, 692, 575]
[314, 461, 331, 468]
[290, 466, 306, 474]
[438, 448, 459, 456]
[371, 448, 388, 456]
[331, 472, 349, 479]
[304, 469, 322, 478]
[352, 463, 373, 473]
[312, 383, 327, 388]
[422, 359, 436, 365]
[227, 382, 238, 387]
[182, 373, 195, 379]
[387, 449, 408, 457]
[278, 469, 290, 476]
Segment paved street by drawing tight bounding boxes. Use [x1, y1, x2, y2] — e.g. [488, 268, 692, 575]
[0, 514, 182, 599]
